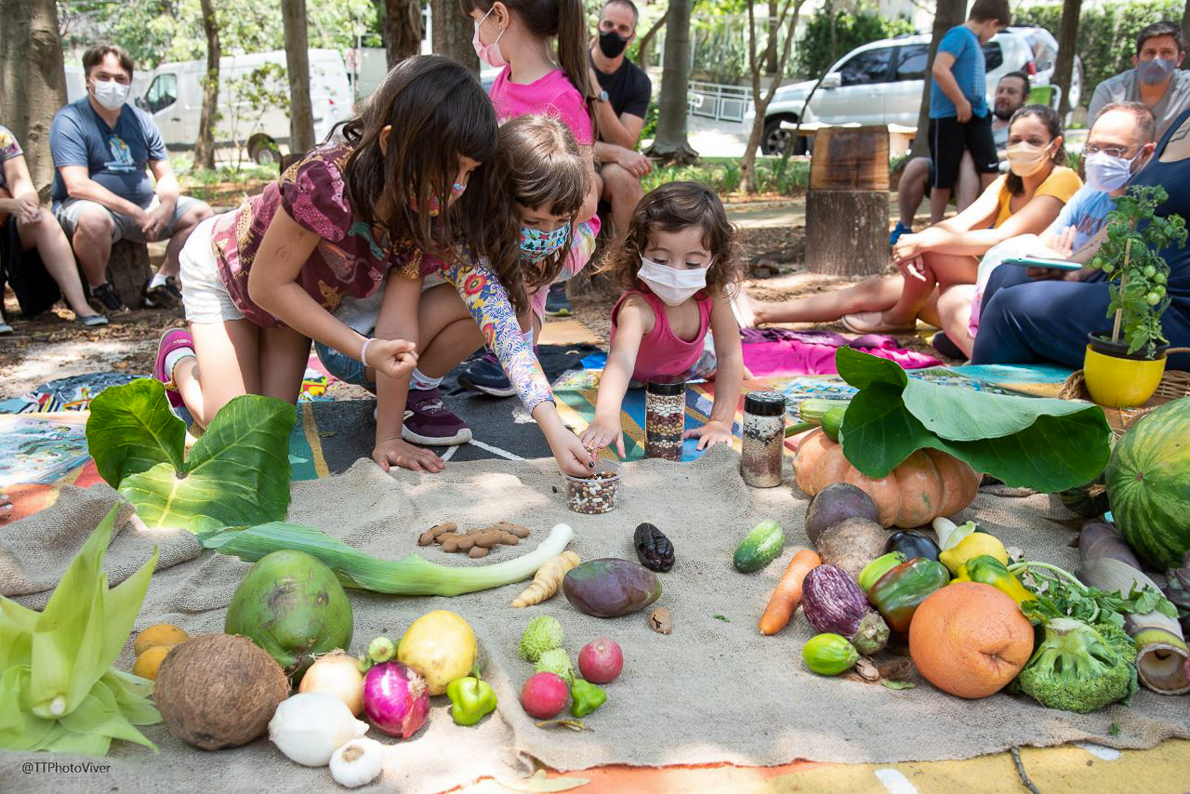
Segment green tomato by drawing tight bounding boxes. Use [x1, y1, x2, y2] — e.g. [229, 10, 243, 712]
[1142, 265, 1157, 279]
[1103, 262, 1116, 274]
[1155, 271, 1168, 285]
[1146, 291, 1162, 306]
[1090, 257, 1104, 270]
[1154, 285, 1166, 298]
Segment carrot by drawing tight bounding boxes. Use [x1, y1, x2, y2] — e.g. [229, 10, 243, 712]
[759, 549, 821, 635]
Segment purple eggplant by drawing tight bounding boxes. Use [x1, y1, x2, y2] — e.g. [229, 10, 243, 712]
[802, 565, 869, 637]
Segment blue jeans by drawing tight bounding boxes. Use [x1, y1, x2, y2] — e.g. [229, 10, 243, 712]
[315, 339, 376, 392]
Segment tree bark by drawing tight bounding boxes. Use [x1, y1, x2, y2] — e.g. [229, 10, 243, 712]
[193, 0, 221, 170]
[0, 0, 67, 194]
[281, 0, 315, 155]
[741, 0, 807, 193]
[765, 0, 779, 75]
[384, 0, 423, 69]
[909, 0, 968, 159]
[432, 0, 479, 72]
[1052, 0, 1081, 116]
[645, 0, 697, 164]
[635, 8, 669, 70]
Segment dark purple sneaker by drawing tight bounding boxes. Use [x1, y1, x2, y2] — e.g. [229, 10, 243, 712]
[401, 387, 472, 446]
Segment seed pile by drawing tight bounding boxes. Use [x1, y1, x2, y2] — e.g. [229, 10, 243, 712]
[566, 470, 620, 514]
[418, 521, 531, 558]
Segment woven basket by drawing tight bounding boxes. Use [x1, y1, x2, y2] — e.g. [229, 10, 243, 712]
[1059, 347, 1190, 436]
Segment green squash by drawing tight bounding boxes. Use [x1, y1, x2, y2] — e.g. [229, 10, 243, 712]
[802, 633, 859, 676]
[733, 519, 785, 572]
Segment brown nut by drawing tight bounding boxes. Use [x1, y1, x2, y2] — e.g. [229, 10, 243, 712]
[441, 538, 460, 553]
[428, 522, 457, 540]
[648, 606, 672, 635]
[417, 532, 436, 546]
[468, 546, 490, 559]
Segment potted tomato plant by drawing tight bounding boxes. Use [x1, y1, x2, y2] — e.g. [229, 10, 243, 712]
[1084, 186, 1187, 407]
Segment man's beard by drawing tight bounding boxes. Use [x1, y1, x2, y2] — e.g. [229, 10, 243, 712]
[993, 103, 1015, 121]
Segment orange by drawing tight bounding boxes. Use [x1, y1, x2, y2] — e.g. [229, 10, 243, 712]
[133, 624, 189, 657]
[909, 582, 1034, 699]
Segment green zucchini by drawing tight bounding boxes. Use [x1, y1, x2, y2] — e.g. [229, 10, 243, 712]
[733, 519, 786, 572]
[821, 406, 847, 443]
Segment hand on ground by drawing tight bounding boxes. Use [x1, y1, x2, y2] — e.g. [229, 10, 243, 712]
[684, 420, 733, 451]
[371, 437, 444, 473]
[579, 416, 626, 460]
[368, 338, 418, 381]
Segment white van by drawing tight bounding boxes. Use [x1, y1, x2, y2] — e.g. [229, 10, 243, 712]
[133, 49, 353, 165]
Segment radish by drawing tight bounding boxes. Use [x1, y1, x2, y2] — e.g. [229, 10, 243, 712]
[578, 638, 623, 684]
[520, 673, 568, 719]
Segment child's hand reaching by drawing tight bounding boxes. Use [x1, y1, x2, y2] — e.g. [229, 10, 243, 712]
[579, 416, 626, 460]
[684, 419, 733, 451]
[366, 338, 419, 381]
[372, 437, 445, 473]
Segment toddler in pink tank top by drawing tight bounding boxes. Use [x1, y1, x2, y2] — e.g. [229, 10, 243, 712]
[580, 182, 745, 459]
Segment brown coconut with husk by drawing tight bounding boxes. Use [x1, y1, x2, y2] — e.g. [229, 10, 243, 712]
[154, 633, 290, 750]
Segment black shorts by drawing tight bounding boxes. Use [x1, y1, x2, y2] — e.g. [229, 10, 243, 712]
[928, 114, 999, 190]
[0, 216, 59, 318]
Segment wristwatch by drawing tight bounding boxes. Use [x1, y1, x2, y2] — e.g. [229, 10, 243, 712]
[597, 90, 609, 103]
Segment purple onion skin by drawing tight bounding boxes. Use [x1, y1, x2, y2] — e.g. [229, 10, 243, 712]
[363, 662, 429, 739]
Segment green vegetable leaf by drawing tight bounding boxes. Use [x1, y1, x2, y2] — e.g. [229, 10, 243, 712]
[87, 380, 295, 533]
[713, 614, 730, 622]
[835, 348, 1111, 491]
[881, 680, 916, 690]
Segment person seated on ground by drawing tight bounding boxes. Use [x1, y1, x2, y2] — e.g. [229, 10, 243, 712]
[735, 105, 1081, 336]
[934, 102, 1158, 359]
[1089, 20, 1190, 141]
[970, 103, 1190, 372]
[891, 71, 1030, 245]
[49, 44, 213, 314]
[0, 125, 107, 329]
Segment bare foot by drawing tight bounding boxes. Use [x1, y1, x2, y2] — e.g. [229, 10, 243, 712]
[730, 288, 762, 328]
[841, 311, 916, 335]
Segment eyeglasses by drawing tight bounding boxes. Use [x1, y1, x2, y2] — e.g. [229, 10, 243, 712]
[1083, 144, 1133, 158]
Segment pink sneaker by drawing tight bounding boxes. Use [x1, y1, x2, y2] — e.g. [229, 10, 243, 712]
[155, 327, 195, 409]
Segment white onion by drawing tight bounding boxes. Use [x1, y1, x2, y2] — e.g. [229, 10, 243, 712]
[299, 650, 365, 716]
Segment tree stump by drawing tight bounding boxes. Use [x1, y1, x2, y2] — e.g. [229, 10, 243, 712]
[804, 125, 890, 277]
[105, 240, 152, 309]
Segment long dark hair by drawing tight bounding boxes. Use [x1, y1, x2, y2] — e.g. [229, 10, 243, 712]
[458, 0, 597, 136]
[1006, 103, 1066, 196]
[338, 55, 498, 258]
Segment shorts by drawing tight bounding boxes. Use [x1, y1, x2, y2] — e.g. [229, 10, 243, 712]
[315, 336, 377, 392]
[928, 114, 999, 190]
[54, 195, 204, 244]
[178, 215, 244, 324]
[0, 216, 59, 318]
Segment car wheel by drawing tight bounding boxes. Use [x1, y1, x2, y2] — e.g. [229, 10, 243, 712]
[761, 116, 808, 156]
[249, 139, 280, 166]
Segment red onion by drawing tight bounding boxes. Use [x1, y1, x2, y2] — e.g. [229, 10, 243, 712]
[362, 662, 429, 739]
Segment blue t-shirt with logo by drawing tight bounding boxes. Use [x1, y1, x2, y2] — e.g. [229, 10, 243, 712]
[929, 25, 987, 121]
[1046, 186, 1117, 253]
[49, 97, 166, 208]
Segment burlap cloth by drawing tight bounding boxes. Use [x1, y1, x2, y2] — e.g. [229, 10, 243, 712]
[2, 445, 1188, 793]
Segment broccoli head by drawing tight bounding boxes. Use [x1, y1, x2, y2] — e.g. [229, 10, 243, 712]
[1017, 617, 1137, 713]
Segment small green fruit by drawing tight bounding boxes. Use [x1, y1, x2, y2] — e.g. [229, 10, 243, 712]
[1146, 292, 1162, 306]
[519, 615, 564, 662]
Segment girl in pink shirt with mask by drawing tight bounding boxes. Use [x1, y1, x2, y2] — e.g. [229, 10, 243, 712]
[580, 182, 746, 459]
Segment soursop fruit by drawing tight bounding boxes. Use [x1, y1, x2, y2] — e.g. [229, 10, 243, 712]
[519, 615, 564, 662]
[535, 648, 574, 682]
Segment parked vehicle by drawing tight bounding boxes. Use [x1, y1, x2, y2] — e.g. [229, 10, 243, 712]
[747, 26, 1082, 155]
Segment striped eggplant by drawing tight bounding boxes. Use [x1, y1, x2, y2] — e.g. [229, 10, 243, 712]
[801, 565, 869, 637]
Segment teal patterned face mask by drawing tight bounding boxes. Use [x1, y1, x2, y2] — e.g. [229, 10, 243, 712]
[520, 222, 571, 263]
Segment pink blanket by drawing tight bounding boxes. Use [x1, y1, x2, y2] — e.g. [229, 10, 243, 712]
[739, 328, 941, 376]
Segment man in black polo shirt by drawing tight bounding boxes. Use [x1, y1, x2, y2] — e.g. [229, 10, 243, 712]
[588, 0, 652, 234]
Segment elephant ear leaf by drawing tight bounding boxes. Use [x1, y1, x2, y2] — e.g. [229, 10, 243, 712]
[87, 381, 296, 533]
[86, 379, 186, 488]
[834, 348, 1112, 492]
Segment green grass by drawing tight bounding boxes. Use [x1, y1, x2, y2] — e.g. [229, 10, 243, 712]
[642, 155, 811, 197]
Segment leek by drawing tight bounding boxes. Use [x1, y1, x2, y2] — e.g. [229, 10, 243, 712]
[200, 522, 575, 597]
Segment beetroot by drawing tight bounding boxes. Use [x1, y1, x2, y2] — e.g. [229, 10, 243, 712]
[363, 662, 430, 739]
[578, 638, 623, 684]
[520, 673, 569, 719]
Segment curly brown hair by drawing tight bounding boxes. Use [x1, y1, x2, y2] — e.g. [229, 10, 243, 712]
[601, 181, 740, 297]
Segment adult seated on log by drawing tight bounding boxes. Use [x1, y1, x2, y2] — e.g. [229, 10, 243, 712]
[0, 125, 107, 329]
[970, 104, 1190, 373]
[1089, 20, 1190, 142]
[890, 72, 1030, 245]
[49, 44, 213, 314]
[733, 106, 1081, 339]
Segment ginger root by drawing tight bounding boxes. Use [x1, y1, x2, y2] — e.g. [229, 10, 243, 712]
[511, 551, 580, 608]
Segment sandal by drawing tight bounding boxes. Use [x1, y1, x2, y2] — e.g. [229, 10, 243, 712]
[155, 327, 195, 409]
[841, 312, 917, 335]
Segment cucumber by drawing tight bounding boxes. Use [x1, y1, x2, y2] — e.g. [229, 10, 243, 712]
[732, 519, 786, 572]
[821, 406, 847, 443]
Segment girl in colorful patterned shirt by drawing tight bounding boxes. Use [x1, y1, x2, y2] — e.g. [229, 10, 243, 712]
[580, 182, 746, 459]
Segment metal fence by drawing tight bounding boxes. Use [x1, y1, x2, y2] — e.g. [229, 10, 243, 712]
[687, 81, 751, 123]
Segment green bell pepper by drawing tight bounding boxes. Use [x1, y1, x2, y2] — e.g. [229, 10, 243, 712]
[867, 557, 951, 633]
[569, 679, 607, 718]
[952, 554, 1034, 606]
[446, 675, 498, 726]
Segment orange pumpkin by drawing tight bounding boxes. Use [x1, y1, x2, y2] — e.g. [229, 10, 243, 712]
[792, 429, 981, 528]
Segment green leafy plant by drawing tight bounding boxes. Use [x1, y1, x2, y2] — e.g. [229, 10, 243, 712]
[1088, 185, 1187, 358]
[835, 347, 1112, 492]
[85, 379, 295, 533]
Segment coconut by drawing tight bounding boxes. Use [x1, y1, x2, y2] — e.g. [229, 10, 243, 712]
[154, 633, 290, 750]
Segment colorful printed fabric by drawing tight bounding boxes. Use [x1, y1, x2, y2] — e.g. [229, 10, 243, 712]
[738, 327, 941, 376]
[0, 125, 22, 193]
[530, 221, 597, 320]
[521, 222, 571, 263]
[208, 142, 423, 328]
[0, 372, 140, 415]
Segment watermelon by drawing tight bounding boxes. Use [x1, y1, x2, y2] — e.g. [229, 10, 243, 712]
[1105, 397, 1190, 568]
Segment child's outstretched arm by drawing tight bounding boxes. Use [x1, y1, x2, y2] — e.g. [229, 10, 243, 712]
[685, 294, 743, 451]
[581, 296, 648, 459]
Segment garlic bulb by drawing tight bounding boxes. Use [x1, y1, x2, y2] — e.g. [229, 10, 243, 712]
[329, 738, 385, 788]
[269, 692, 369, 766]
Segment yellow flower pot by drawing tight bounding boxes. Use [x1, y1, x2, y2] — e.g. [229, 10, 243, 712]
[1083, 334, 1167, 408]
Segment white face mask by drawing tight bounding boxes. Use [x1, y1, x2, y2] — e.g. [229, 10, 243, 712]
[638, 256, 709, 306]
[92, 79, 130, 111]
[1084, 150, 1140, 193]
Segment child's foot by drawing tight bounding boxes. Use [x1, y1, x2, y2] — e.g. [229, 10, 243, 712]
[729, 287, 761, 328]
[155, 327, 195, 408]
[841, 312, 916, 335]
[457, 352, 517, 398]
[402, 387, 472, 446]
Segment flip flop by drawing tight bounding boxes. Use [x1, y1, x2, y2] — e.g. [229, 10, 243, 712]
[155, 327, 195, 409]
[841, 312, 917, 335]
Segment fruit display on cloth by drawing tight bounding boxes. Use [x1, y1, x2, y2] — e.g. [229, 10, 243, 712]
[564, 559, 662, 617]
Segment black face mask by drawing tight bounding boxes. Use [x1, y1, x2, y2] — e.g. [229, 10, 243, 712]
[598, 29, 629, 58]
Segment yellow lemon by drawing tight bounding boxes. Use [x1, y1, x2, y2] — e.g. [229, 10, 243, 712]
[939, 532, 1008, 575]
[133, 624, 189, 656]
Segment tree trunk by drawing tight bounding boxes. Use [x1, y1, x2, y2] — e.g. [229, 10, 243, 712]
[1052, 0, 1081, 116]
[384, 0, 423, 69]
[645, 0, 697, 164]
[741, 0, 807, 193]
[431, 0, 479, 72]
[909, 0, 967, 159]
[193, 0, 221, 170]
[0, 0, 67, 194]
[281, 0, 315, 155]
[827, 0, 837, 66]
[805, 126, 891, 275]
[765, 0, 779, 75]
[635, 8, 669, 70]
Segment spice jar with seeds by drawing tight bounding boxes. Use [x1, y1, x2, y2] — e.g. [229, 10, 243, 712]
[740, 390, 785, 487]
[645, 380, 686, 461]
[564, 461, 623, 514]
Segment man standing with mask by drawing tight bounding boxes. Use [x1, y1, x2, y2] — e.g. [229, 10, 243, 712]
[50, 45, 212, 313]
[1089, 21, 1190, 140]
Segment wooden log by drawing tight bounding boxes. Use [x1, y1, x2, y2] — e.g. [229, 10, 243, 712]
[805, 125, 890, 277]
[105, 240, 152, 309]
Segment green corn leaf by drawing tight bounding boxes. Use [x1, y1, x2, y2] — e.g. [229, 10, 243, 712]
[102, 671, 160, 725]
[32, 722, 112, 756]
[99, 545, 160, 672]
[0, 668, 55, 751]
[59, 680, 156, 752]
[0, 600, 37, 671]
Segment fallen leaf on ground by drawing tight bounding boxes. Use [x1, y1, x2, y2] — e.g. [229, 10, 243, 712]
[881, 679, 916, 691]
[534, 719, 589, 732]
[855, 657, 881, 682]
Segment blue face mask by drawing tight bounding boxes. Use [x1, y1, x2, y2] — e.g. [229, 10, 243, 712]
[1137, 56, 1175, 86]
[520, 222, 571, 263]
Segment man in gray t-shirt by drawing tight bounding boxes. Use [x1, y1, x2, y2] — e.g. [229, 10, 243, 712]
[1089, 20, 1190, 141]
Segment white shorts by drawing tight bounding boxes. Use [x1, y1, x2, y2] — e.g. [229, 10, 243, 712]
[179, 215, 244, 324]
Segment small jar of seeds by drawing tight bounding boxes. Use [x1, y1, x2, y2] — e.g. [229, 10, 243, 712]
[740, 390, 785, 488]
[645, 380, 686, 461]
[564, 460, 623, 514]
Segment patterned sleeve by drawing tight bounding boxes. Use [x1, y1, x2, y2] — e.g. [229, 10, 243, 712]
[558, 221, 598, 280]
[278, 152, 353, 242]
[439, 255, 555, 412]
[0, 126, 23, 164]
